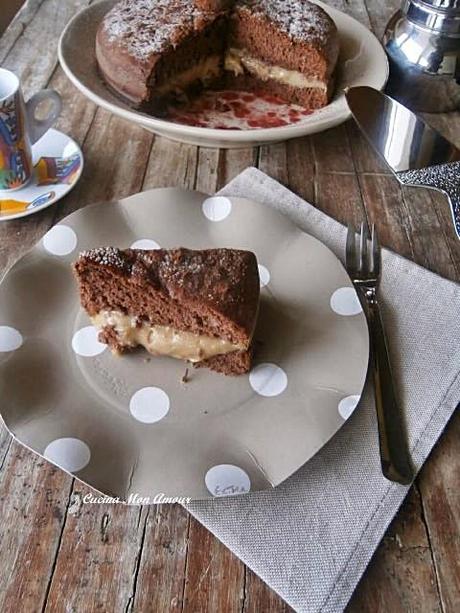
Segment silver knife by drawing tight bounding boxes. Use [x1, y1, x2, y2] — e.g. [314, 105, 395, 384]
[346, 86, 460, 240]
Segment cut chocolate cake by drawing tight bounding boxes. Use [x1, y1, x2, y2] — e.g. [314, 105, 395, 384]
[96, 0, 339, 112]
[73, 247, 260, 375]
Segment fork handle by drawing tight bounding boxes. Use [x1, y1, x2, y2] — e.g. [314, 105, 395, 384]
[366, 294, 414, 485]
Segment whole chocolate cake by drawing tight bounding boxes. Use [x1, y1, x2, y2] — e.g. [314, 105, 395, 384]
[95, 0, 339, 111]
[73, 247, 260, 375]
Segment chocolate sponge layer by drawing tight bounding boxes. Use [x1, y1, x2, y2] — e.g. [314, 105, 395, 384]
[73, 247, 260, 375]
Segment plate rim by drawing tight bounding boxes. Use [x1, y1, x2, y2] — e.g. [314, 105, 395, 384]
[58, 0, 389, 144]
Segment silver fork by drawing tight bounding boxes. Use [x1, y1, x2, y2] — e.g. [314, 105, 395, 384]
[346, 223, 414, 485]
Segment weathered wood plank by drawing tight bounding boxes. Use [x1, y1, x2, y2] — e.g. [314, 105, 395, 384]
[399, 185, 460, 279]
[1, 0, 89, 98]
[0, 442, 73, 612]
[312, 124, 356, 174]
[258, 143, 289, 185]
[285, 136, 316, 203]
[348, 487, 442, 613]
[316, 171, 367, 226]
[427, 190, 460, 276]
[418, 413, 460, 613]
[0, 0, 43, 60]
[49, 67, 98, 146]
[219, 148, 256, 189]
[143, 138, 198, 190]
[44, 487, 150, 612]
[53, 110, 154, 220]
[182, 517, 245, 612]
[345, 0, 400, 38]
[194, 146, 255, 194]
[195, 148, 221, 194]
[357, 173, 416, 259]
[243, 567, 293, 613]
[132, 504, 189, 612]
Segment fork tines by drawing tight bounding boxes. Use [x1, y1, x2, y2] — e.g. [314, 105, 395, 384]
[346, 223, 380, 280]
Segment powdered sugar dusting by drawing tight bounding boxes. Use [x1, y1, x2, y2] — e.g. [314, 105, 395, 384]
[102, 0, 335, 62]
[239, 0, 334, 45]
[102, 0, 213, 61]
[79, 246, 129, 270]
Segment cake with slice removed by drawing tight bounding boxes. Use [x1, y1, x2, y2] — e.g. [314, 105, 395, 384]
[95, 0, 339, 112]
[73, 247, 260, 375]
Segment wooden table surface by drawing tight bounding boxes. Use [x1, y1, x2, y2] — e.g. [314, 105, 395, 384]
[0, 1, 459, 611]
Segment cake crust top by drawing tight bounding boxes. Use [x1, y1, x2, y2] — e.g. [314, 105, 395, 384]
[75, 247, 260, 340]
[99, 0, 220, 63]
[100, 0, 337, 63]
[236, 0, 337, 47]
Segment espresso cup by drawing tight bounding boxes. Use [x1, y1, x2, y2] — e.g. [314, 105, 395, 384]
[0, 68, 62, 191]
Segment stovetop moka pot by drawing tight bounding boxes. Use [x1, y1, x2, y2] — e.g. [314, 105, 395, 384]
[384, 0, 460, 112]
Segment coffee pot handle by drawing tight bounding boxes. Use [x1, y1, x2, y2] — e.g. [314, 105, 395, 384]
[26, 89, 62, 144]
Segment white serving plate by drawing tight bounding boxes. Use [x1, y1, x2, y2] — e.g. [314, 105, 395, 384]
[58, 0, 388, 148]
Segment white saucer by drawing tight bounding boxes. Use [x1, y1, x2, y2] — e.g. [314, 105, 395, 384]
[0, 128, 83, 221]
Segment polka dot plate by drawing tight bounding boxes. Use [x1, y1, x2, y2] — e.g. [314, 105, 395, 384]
[0, 188, 369, 501]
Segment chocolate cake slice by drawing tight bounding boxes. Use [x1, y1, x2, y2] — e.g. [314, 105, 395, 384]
[73, 247, 260, 375]
[226, 0, 339, 109]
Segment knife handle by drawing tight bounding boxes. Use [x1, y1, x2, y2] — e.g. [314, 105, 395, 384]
[397, 161, 460, 240]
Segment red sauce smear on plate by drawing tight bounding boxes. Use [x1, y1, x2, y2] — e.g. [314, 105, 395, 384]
[164, 90, 313, 130]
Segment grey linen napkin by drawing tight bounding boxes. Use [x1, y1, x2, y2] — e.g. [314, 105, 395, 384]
[186, 167, 460, 613]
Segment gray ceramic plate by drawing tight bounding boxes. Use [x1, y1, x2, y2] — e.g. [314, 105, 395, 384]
[0, 188, 369, 501]
[58, 0, 388, 148]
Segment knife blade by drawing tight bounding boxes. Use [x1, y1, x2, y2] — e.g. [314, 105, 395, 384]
[346, 86, 460, 240]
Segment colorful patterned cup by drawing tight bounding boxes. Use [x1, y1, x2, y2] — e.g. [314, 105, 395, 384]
[0, 68, 62, 191]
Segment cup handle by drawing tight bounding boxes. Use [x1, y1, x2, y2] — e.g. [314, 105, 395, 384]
[26, 89, 62, 144]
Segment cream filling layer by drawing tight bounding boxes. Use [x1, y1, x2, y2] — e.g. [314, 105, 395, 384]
[224, 47, 327, 91]
[91, 310, 244, 362]
[155, 55, 222, 96]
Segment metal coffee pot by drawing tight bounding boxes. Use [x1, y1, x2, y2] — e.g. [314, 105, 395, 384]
[383, 0, 460, 112]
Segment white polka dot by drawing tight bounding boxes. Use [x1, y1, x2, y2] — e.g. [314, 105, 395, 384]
[44, 437, 91, 472]
[130, 239, 161, 250]
[129, 386, 170, 423]
[258, 264, 270, 288]
[330, 287, 363, 316]
[202, 196, 232, 222]
[338, 395, 361, 420]
[43, 225, 77, 256]
[0, 326, 23, 352]
[205, 464, 251, 497]
[72, 326, 106, 357]
[249, 363, 288, 397]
